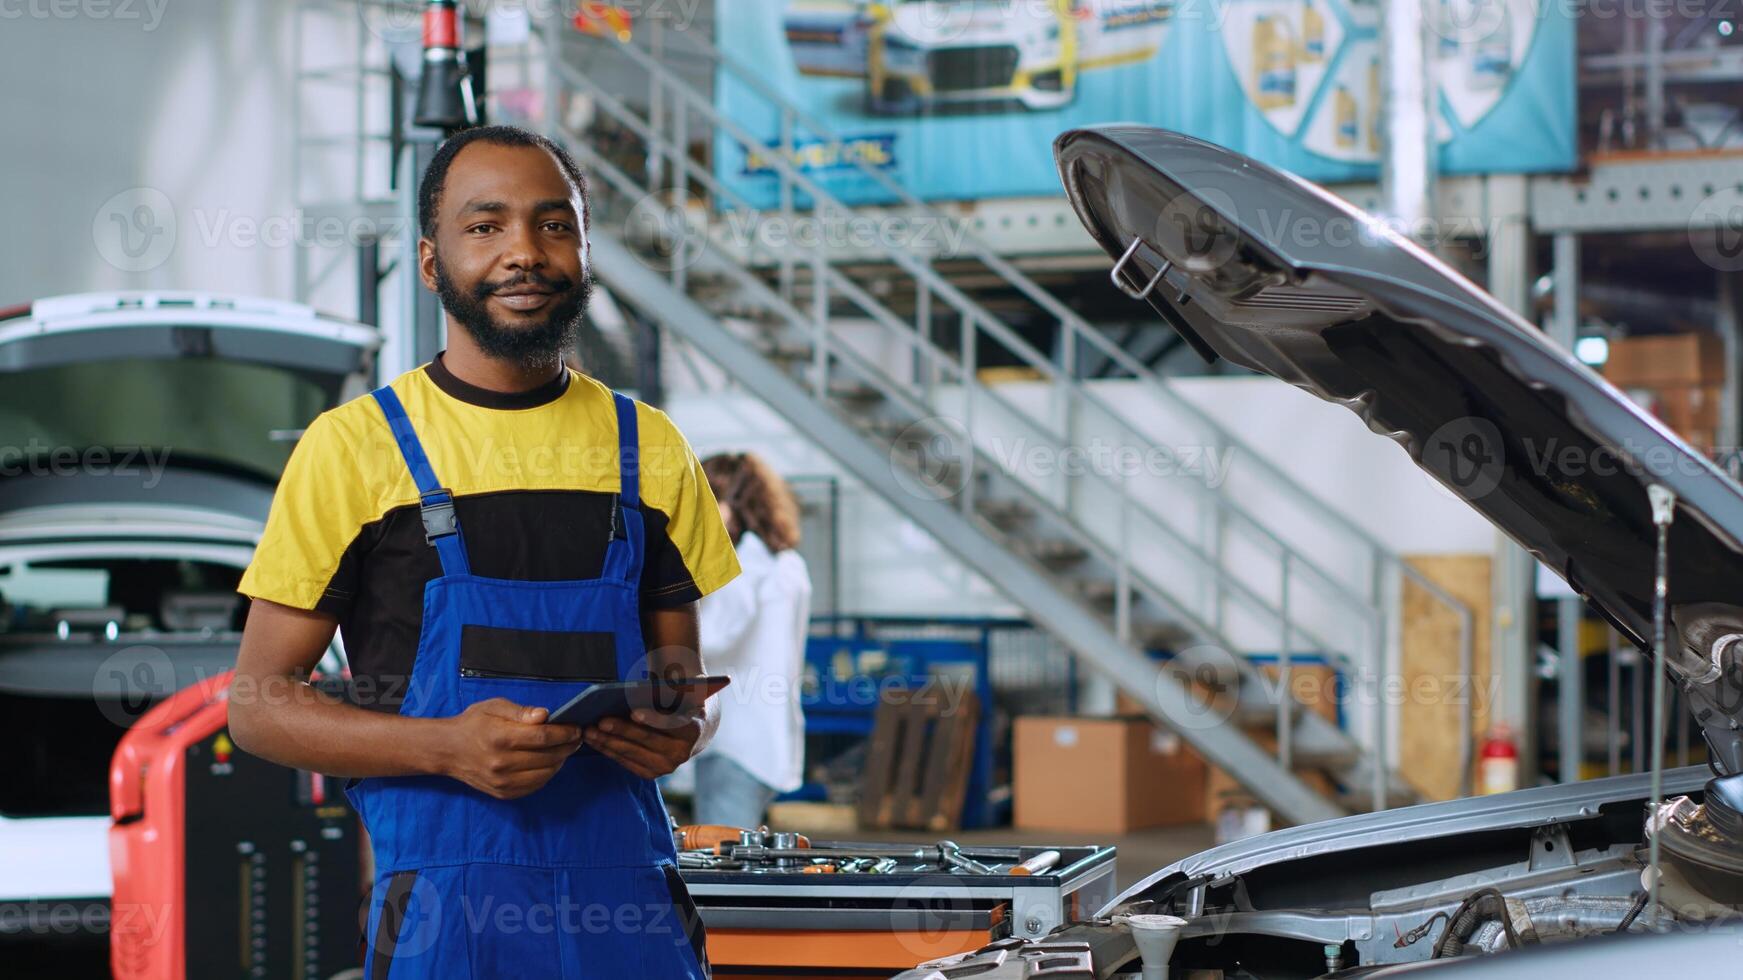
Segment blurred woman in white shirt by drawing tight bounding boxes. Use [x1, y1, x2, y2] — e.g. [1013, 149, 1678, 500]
[682, 452, 813, 828]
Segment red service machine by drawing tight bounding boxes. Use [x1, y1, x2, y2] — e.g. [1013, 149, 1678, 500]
[109, 670, 361, 979]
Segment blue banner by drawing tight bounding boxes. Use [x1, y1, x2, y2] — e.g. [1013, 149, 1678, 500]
[715, 0, 1575, 206]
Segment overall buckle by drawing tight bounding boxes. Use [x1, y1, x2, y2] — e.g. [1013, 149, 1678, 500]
[419, 490, 458, 544]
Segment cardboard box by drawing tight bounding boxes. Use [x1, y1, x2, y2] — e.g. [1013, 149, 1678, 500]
[1013, 716, 1207, 834]
[1602, 333, 1724, 388]
[1651, 384, 1722, 432]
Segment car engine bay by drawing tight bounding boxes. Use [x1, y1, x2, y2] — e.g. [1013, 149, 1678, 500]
[893, 768, 1743, 978]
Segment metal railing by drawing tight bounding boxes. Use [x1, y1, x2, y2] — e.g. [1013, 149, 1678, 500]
[540, 18, 1476, 807]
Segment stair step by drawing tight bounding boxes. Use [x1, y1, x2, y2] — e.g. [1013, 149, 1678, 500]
[1016, 538, 1090, 567]
[1075, 579, 1120, 605]
[827, 379, 884, 403]
[754, 339, 814, 362]
[975, 498, 1035, 528]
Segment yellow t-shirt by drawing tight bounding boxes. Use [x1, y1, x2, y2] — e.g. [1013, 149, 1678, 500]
[238, 355, 739, 706]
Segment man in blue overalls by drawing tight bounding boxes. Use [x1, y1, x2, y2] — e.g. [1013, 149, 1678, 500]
[231, 125, 741, 977]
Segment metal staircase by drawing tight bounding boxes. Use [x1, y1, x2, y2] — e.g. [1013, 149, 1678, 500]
[535, 19, 1474, 824]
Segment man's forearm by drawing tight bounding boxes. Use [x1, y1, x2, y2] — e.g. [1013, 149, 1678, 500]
[228, 673, 453, 779]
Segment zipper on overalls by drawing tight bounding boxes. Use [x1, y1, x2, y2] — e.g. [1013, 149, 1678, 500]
[459, 660, 613, 682]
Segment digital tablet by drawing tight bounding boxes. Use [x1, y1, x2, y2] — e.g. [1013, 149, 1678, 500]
[545, 675, 731, 730]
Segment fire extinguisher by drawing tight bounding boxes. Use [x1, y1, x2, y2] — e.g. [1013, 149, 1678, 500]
[1478, 725, 1519, 795]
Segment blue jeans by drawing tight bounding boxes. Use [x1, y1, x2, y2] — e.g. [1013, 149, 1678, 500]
[692, 754, 779, 829]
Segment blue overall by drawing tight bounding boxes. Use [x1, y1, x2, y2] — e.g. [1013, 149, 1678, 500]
[349, 386, 709, 979]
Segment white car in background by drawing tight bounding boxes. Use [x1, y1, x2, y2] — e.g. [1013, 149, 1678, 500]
[785, 0, 1174, 114]
[0, 292, 375, 973]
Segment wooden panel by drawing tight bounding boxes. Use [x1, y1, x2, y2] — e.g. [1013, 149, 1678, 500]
[857, 685, 980, 831]
[1400, 554, 1494, 802]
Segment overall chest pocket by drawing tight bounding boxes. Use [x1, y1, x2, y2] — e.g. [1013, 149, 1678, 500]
[457, 625, 620, 682]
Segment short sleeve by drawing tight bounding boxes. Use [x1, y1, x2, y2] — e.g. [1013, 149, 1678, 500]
[237, 412, 373, 612]
[636, 403, 740, 608]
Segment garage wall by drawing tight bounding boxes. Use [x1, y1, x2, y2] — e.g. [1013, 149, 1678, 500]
[0, 1, 300, 302]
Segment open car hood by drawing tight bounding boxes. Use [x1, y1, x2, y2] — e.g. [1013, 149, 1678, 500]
[1056, 125, 1743, 773]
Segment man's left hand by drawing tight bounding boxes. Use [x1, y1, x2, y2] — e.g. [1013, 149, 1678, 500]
[583, 709, 700, 779]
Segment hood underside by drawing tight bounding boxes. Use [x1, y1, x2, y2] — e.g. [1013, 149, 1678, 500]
[1055, 126, 1743, 772]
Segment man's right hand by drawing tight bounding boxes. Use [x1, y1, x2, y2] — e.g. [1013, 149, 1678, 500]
[439, 698, 583, 799]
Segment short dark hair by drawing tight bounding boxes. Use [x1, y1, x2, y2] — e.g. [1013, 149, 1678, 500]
[417, 124, 590, 239]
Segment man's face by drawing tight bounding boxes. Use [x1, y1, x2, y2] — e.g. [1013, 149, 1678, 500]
[422, 141, 591, 368]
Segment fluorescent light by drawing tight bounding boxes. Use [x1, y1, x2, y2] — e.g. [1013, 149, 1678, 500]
[1575, 335, 1609, 365]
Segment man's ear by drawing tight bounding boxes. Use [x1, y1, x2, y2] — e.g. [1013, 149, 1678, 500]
[418, 237, 439, 293]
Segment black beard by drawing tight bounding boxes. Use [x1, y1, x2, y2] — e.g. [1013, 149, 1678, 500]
[433, 257, 591, 370]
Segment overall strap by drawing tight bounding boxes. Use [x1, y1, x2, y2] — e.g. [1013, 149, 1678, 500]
[601, 392, 644, 585]
[613, 391, 641, 510]
[369, 386, 472, 577]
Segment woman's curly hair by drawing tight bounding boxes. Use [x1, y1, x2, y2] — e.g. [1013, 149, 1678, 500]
[702, 452, 802, 554]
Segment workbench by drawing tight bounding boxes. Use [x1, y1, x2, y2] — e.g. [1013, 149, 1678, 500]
[678, 842, 1116, 977]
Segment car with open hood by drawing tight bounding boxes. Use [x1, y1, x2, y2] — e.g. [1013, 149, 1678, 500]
[893, 126, 1743, 976]
[0, 291, 376, 964]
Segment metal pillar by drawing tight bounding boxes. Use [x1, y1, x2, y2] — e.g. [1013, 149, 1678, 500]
[1558, 596, 1584, 782]
[1645, 10, 1667, 148]
[1487, 174, 1539, 782]
[1719, 272, 1743, 460]
[1380, 0, 1436, 237]
[1550, 233, 1580, 349]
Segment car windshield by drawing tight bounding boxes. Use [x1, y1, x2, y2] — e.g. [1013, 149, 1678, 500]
[0, 556, 246, 637]
[0, 357, 334, 477]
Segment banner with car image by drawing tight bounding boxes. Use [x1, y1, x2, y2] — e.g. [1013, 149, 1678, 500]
[715, 0, 1575, 206]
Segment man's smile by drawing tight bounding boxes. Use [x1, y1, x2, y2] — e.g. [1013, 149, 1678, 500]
[490, 287, 554, 313]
